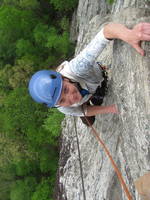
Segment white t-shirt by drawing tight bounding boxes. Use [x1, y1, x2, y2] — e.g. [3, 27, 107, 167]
[57, 28, 110, 116]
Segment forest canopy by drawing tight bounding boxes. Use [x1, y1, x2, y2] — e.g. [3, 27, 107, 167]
[0, 0, 78, 199]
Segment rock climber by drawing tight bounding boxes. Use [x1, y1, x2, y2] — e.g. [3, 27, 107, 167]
[28, 22, 150, 126]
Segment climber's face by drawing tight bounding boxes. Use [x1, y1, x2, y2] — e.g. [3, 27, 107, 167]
[57, 79, 82, 107]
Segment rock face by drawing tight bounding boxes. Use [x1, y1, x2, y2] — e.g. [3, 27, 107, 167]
[56, 0, 150, 200]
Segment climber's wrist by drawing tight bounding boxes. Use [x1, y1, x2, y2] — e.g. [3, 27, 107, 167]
[103, 23, 131, 41]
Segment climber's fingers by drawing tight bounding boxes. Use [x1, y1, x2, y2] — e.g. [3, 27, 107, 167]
[142, 23, 150, 35]
[141, 33, 150, 40]
[132, 43, 145, 56]
[108, 104, 120, 114]
[133, 22, 150, 41]
[128, 22, 150, 56]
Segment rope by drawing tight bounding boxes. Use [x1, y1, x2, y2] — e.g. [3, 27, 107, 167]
[83, 114, 132, 200]
[74, 117, 86, 200]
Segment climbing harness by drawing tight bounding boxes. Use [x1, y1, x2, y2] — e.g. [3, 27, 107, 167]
[74, 113, 133, 200]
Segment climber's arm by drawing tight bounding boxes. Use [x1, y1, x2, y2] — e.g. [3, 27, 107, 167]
[85, 104, 119, 116]
[103, 22, 150, 56]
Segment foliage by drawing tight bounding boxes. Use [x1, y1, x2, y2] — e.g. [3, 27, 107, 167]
[8, 58, 35, 88]
[0, 5, 74, 69]
[106, 0, 115, 4]
[0, 57, 34, 95]
[2, 0, 39, 10]
[33, 24, 74, 66]
[0, 64, 13, 96]
[39, 146, 58, 173]
[10, 177, 37, 200]
[31, 179, 53, 200]
[60, 17, 70, 31]
[1, 87, 48, 136]
[0, 6, 38, 66]
[0, 133, 34, 168]
[0, 0, 77, 199]
[1, 86, 64, 146]
[19, 0, 40, 10]
[43, 109, 64, 139]
[49, 0, 78, 12]
[14, 160, 40, 177]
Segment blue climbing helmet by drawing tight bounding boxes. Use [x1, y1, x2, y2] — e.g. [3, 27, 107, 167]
[28, 70, 63, 107]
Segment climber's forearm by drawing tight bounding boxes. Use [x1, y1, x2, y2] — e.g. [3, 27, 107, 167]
[103, 23, 131, 41]
[85, 104, 118, 116]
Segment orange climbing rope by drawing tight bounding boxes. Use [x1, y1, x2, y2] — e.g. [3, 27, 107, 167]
[83, 114, 132, 200]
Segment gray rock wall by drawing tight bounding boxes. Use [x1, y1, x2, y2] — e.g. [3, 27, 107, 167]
[56, 1, 150, 200]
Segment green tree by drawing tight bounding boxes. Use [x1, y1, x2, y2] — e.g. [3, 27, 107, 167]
[60, 17, 70, 31]
[33, 23, 49, 47]
[1, 0, 39, 10]
[0, 4, 75, 68]
[1, 0, 18, 7]
[45, 27, 74, 65]
[0, 167, 14, 200]
[15, 160, 36, 177]
[10, 177, 37, 200]
[1, 87, 62, 147]
[49, 0, 78, 12]
[0, 1, 77, 199]
[8, 57, 35, 89]
[39, 146, 58, 173]
[0, 57, 34, 97]
[43, 109, 64, 140]
[19, 0, 40, 10]
[0, 6, 37, 66]
[1, 87, 48, 136]
[16, 39, 36, 58]
[0, 64, 13, 96]
[0, 133, 32, 168]
[31, 179, 53, 200]
[33, 24, 74, 67]
[8, 159, 40, 178]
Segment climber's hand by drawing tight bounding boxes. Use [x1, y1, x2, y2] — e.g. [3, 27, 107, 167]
[86, 104, 119, 116]
[104, 22, 150, 56]
[108, 104, 119, 114]
[127, 23, 150, 56]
